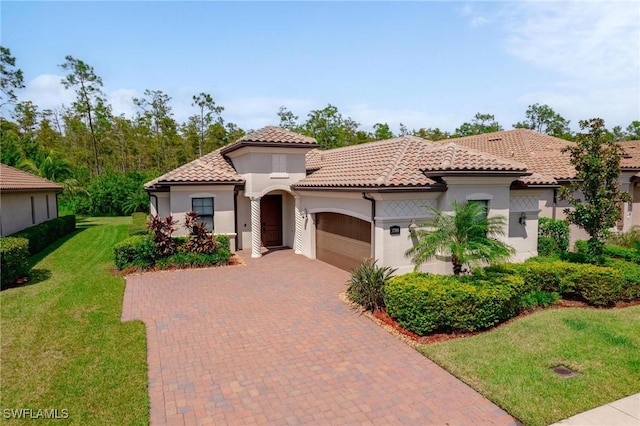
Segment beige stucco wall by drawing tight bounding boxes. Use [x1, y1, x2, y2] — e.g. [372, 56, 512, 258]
[162, 185, 237, 250]
[1, 191, 58, 236]
[296, 178, 538, 275]
[227, 147, 309, 198]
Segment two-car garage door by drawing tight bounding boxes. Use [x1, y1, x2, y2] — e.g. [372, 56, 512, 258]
[316, 212, 371, 271]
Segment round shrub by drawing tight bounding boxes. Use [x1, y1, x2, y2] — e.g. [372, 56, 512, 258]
[384, 272, 524, 335]
[113, 235, 156, 270]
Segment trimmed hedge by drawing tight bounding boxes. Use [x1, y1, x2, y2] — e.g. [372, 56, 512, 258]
[384, 272, 524, 335]
[114, 234, 231, 271]
[606, 258, 640, 301]
[488, 259, 624, 306]
[575, 240, 640, 264]
[128, 212, 149, 236]
[11, 215, 76, 255]
[0, 237, 30, 289]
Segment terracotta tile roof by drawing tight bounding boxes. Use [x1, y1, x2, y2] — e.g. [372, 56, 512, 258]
[221, 126, 317, 155]
[296, 136, 530, 189]
[618, 140, 640, 169]
[145, 148, 243, 189]
[444, 129, 572, 184]
[0, 164, 63, 192]
[420, 143, 528, 174]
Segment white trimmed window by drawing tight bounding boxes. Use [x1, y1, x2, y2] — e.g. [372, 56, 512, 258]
[192, 197, 214, 231]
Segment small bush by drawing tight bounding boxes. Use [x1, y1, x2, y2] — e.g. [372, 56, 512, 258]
[538, 218, 569, 255]
[0, 237, 30, 289]
[156, 251, 230, 269]
[384, 272, 523, 335]
[113, 235, 156, 270]
[149, 215, 177, 257]
[11, 215, 76, 255]
[128, 212, 148, 236]
[347, 259, 396, 312]
[608, 226, 640, 248]
[605, 259, 640, 301]
[561, 265, 623, 307]
[520, 291, 560, 310]
[184, 211, 216, 254]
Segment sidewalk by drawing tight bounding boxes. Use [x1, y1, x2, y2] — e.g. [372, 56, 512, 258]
[551, 393, 639, 426]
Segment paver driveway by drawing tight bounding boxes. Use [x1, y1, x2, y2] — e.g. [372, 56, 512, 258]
[122, 249, 518, 425]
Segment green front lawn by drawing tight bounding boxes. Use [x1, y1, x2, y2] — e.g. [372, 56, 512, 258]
[1, 217, 148, 424]
[418, 306, 640, 426]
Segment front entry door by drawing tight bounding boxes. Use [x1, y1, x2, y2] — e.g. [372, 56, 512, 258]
[261, 195, 282, 246]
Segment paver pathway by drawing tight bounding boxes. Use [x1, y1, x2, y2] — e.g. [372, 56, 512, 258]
[122, 249, 519, 425]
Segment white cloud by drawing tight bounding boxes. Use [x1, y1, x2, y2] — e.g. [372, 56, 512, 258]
[21, 74, 74, 111]
[500, 1, 640, 128]
[461, 2, 490, 28]
[503, 1, 640, 81]
[109, 89, 140, 118]
[222, 97, 319, 130]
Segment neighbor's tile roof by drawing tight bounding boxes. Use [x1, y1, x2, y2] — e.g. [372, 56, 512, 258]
[221, 126, 317, 154]
[443, 129, 572, 183]
[618, 140, 640, 169]
[144, 148, 243, 188]
[0, 164, 63, 192]
[295, 136, 530, 189]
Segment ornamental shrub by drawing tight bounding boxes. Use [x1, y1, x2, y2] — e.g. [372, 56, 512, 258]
[0, 237, 30, 289]
[384, 272, 523, 335]
[347, 259, 397, 312]
[113, 235, 156, 270]
[606, 259, 640, 301]
[11, 215, 76, 255]
[538, 218, 569, 255]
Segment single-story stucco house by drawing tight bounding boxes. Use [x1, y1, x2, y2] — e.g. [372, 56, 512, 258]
[0, 164, 63, 236]
[147, 127, 563, 274]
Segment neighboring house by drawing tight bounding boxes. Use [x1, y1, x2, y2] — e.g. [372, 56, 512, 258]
[146, 127, 541, 274]
[446, 130, 640, 246]
[0, 164, 63, 236]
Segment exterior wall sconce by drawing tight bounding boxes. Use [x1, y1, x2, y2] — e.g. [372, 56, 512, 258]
[408, 219, 418, 235]
[301, 208, 308, 219]
[519, 212, 527, 226]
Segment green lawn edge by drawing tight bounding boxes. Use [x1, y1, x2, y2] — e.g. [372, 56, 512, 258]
[417, 306, 640, 426]
[1, 217, 149, 425]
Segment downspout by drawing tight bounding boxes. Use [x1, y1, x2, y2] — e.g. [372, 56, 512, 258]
[234, 186, 239, 251]
[362, 192, 376, 258]
[552, 188, 557, 220]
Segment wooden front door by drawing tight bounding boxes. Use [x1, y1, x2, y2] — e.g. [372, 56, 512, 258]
[261, 195, 282, 246]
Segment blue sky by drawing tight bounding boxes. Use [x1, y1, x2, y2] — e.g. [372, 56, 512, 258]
[2, 1, 639, 133]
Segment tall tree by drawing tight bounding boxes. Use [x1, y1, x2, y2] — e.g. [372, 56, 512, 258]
[560, 118, 631, 261]
[303, 104, 360, 149]
[12, 100, 39, 135]
[133, 89, 179, 170]
[405, 201, 514, 275]
[513, 103, 572, 139]
[412, 127, 451, 141]
[626, 121, 640, 140]
[373, 123, 394, 140]
[191, 92, 223, 157]
[0, 46, 24, 106]
[60, 56, 111, 176]
[454, 113, 503, 137]
[277, 106, 300, 131]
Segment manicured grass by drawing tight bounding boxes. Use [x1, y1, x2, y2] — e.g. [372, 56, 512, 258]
[1, 217, 148, 424]
[418, 306, 640, 426]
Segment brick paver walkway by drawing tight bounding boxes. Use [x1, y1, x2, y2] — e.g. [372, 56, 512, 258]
[122, 249, 519, 425]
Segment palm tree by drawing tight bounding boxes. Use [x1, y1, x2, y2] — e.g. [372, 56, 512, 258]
[406, 201, 515, 275]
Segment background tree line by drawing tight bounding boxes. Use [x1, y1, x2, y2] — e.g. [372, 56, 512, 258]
[1, 46, 639, 216]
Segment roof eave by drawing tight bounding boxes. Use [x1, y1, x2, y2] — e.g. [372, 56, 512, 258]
[422, 170, 532, 178]
[291, 184, 447, 193]
[221, 141, 318, 156]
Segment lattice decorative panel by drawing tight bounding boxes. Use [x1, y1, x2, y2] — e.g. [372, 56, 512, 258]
[510, 196, 539, 212]
[380, 199, 436, 218]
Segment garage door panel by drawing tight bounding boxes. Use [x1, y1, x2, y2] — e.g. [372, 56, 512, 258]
[316, 213, 371, 271]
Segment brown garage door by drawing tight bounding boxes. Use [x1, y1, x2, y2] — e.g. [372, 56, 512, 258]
[316, 212, 371, 271]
